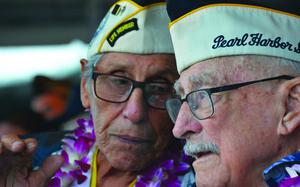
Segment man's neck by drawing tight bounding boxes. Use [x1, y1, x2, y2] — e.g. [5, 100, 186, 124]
[96, 151, 136, 187]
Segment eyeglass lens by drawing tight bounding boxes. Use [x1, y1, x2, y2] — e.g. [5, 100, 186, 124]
[166, 91, 214, 123]
[95, 74, 132, 102]
[94, 74, 173, 109]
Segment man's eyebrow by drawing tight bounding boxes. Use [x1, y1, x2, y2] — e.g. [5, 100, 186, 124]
[174, 80, 182, 96]
[174, 73, 223, 96]
[147, 67, 178, 81]
[173, 75, 213, 97]
[189, 73, 217, 89]
[94, 60, 133, 72]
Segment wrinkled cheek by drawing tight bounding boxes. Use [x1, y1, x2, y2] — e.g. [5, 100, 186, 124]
[91, 106, 118, 148]
[93, 119, 107, 144]
[92, 117, 111, 157]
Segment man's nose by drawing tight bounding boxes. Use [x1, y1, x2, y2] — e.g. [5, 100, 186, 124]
[122, 88, 147, 123]
[172, 102, 203, 138]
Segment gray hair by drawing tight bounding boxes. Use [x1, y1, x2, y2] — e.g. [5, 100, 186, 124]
[82, 54, 103, 92]
[82, 54, 103, 79]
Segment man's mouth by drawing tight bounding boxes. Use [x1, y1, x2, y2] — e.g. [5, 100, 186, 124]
[112, 134, 152, 144]
[194, 151, 214, 159]
[184, 141, 220, 159]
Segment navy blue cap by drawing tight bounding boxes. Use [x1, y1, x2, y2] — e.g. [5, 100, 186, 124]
[167, 0, 300, 22]
[134, 0, 165, 6]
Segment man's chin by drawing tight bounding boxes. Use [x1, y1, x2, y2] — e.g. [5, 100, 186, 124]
[110, 155, 150, 171]
[192, 154, 230, 187]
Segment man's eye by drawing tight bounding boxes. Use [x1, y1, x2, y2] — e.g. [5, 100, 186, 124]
[211, 93, 223, 104]
[146, 83, 172, 94]
[191, 103, 199, 111]
[109, 77, 130, 86]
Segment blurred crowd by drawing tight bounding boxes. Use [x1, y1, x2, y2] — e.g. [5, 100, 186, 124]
[0, 75, 86, 138]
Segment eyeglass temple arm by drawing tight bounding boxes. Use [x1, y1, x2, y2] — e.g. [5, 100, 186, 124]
[209, 75, 294, 93]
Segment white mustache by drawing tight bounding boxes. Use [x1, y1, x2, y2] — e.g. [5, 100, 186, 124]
[184, 141, 220, 158]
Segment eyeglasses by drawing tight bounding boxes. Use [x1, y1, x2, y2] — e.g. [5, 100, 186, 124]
[165, 75, 294, 123]
[92, 72, 175, 110]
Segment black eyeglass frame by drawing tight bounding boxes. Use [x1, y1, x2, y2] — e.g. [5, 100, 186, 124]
[92, 72, 174, 110]
[166, 75, 294, 121]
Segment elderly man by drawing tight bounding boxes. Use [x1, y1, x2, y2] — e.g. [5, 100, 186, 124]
[0, 0, 191, 186]
[165, 0, 300, 187]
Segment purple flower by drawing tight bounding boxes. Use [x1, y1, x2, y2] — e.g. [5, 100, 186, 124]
[135, 148, 191, 187]
[161, 160, 174, 170]
[61, 150, 69, 164]
[279, 176, 300, 187]
[53, 170, 74, 186]
[175, 161, 190, 173]
[154, 168, 164, 181]
[74, 136, 92, 154]
[48, 177, 60, 187]
[69, 169, 87, 184]
[75, 156, 91, 172]
[74, 127, 85, 137]
[62, 138, 75, 149]
[76, 116, 95, 138]
[135, 181, 148, 187]
[76, 118, 88, 128]
[149, 180, 161, 187]
[54, 169, 67, 178]
[162, 173, 181, 187]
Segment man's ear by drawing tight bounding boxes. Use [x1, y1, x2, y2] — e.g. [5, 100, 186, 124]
[80, 59, 91, 108]
[278, 77, 300, 135]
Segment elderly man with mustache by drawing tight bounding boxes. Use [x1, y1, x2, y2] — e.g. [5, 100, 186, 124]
[165, 0, 300, 186]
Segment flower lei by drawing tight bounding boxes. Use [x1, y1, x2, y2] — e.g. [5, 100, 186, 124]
[48, 113, 191, 187]
[49, 113, 96, 187]
[134, 149, 192, 187]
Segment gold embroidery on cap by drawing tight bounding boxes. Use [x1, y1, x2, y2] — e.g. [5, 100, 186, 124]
[107, 18, 139, 47]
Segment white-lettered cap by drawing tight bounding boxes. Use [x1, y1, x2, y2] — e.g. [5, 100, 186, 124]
[167, 0, 300, 73]
[87, 0, 174, 60]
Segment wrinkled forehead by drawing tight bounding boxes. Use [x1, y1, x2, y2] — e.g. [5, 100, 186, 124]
[174, 59, 225, 95]
[174, 56, 271, 94]
[93, 52, 178, 77]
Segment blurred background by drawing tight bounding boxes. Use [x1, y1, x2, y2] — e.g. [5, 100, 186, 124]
[0, 0, 117, 135]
